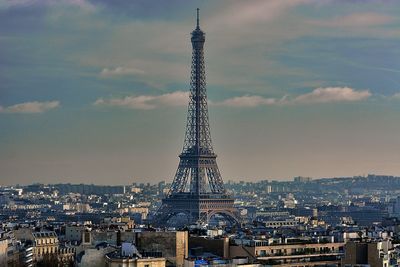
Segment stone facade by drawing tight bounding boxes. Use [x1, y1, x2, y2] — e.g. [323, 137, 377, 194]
[135, 231, 188, 267]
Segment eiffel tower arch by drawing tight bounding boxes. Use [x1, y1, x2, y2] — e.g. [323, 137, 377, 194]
[153, 9, 239, 227]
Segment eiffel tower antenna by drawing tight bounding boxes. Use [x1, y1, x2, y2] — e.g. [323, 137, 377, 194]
[196, 8, 200, 29]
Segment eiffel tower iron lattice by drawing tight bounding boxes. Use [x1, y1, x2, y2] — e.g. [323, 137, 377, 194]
[153, 9, 239, 226]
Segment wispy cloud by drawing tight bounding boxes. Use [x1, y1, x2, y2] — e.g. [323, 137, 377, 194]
[292, 87, 371, 104]
[0, 101, 60, 114]
[94, 91, 189, 110]
[210, 0, 313, 27]
[392, 92, 400, 99]
[0, 0, 95, 10]
[212, 87, 371, 107]
[95, 87, 371, 110]
[100, 66, 145, 77]
[212, 95, 278, 107]
[311, 13, 396, 28]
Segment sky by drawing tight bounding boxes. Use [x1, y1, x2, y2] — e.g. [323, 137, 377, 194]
[1, 0, 400, 185]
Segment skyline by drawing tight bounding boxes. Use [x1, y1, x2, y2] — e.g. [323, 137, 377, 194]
[2, 0, 400, 185]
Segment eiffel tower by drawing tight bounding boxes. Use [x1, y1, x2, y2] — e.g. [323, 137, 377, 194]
[153, 9, 239, 227]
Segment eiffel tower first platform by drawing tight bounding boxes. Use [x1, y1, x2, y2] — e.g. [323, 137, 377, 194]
[153, 9, 239, 227]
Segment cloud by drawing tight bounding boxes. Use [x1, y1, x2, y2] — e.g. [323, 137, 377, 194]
[94, 91, 189, 110]
[100, 66, 145, 77]
[0, 0, 95, 10]
[0, 0, 96, 13]
[95, 87, 371, 110]
[293, 87, 371, 104]
[311, 13, 395, 28]
[211, 87, 370, 107]
[0, 101, 60, 114]
[212, 95, 277, 107]
[209, 0, 313, 27]
[392, 92, 400, 99]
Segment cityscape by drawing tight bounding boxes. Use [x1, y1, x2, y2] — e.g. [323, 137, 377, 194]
[2, 175, 400, 266]
[2, 1, 400, 267]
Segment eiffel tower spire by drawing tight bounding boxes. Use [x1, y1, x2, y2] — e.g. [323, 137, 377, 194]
[196, 8, 200, 29]
[153, 9, 238, 226]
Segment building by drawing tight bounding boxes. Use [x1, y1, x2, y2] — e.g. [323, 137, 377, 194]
[76, 243, 116, 267]
[55, 183, 125, 195]
[389, 196, 400, 218]
[294, 177, 312, 183]
[263, 218, 298, 229]
[63, 203, 92, 213]
[135, 231, 188, 267]
[32, 231, 59, 261]
[118, 207, 148, 221]
[342, 240, 391, 267]
[65, 224, 86, 242]
[189, 236, 230, 258]
[22, 246, 34, 267]
[0, 234, 8, 266]
[105, 242, 165, 267]
[184, 257, 262, 267]
[77, 229, 187, 267]
[230, 239, 344, 266]
[32, 231, 75, 264]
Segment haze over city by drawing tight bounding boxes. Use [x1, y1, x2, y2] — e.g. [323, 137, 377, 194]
[2, 0, 400, 185]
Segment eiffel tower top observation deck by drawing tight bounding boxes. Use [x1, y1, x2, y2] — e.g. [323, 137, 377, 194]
[154, 9, 238, 226]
